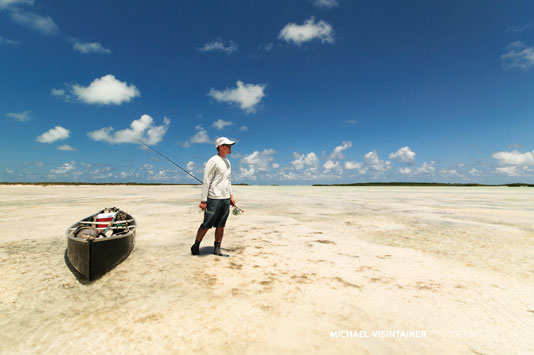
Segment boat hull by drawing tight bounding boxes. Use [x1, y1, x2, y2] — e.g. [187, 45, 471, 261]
[66, 209, 136, 281]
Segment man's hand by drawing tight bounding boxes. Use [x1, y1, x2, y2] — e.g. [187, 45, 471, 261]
[230, 195, 236, 207]
[199, 201, 207, 211]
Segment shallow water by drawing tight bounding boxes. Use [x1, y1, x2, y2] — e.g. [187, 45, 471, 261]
[1, 185, 533, 354]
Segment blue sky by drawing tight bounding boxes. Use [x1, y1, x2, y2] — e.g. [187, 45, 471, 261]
[1, 0, 534, 184]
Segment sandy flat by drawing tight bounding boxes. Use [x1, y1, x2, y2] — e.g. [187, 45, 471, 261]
[0, 185, 533, 354]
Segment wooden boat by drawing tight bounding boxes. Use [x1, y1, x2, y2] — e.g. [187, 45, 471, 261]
[66, 207, 136, 281]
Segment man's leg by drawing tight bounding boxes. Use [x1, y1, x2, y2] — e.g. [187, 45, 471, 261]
[215, 227, 224, 243]
[191, 226, 209, 255]
[214, 227, 224, 256]
[197, 226, 209, 242]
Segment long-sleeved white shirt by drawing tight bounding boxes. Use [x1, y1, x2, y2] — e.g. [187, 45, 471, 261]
[201, 155, 232, 201]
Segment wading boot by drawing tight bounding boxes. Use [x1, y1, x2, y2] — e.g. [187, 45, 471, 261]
[214, 241, 223, 256]
[191, 240, 200, 255]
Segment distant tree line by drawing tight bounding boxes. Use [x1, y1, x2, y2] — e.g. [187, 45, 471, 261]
[0, 182, 251, 186]
[312, 182, 533, 187]
[0, 181, 530, 187]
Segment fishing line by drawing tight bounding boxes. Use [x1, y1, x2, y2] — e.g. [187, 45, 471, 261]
[131, 137, 203, 184]
[133, 136, 244, 215]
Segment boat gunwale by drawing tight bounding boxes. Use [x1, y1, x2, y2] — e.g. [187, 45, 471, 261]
[66, 208, 136, 280]
[65, 209, 137, 241]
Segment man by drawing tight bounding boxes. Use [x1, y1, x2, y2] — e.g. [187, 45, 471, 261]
[191, 137, 236, 256]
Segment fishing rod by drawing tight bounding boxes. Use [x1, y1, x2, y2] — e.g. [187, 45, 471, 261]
[132, 137, 203, 184]
[133, 137, 245, 214]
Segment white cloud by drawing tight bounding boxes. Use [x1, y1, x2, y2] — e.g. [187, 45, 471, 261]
[186, 161, 196, 172]
[2, 0, 58, 39]
[212, 119, 233, 130]
[198, 39, 237, 55]
[314, 0, 338, 9]
[329, 141, 352, 160]
[241, 149, 276, 171]
[73, 40, 111, 54]
[505, 24, 531, 33]
[51, 88, 73, 102]
[258, 43, 274, 52]
[277, 160, 350, 181]
[399, 167, 412, 175]
[209, 80, 266, 114]
[492, 150, 534, 165]
[364, 151, 391, 172]
[72, 74, 140, 105]
[292, 152, 319, 170]
[51, 161, 76, 175]
[0, 0, 32, 9]
[416, 161, 436, 174]
[239, 166, 256, 180]
[495, 166, 522, 176]
[237, 149, 276, 180]
[184, 125, 211, 147]
[440, 169, 462, 177]
[36, 126, 70, 143]
[57, 144, 78, 151]
[322, 160, 343, 177]
[5, 110, 31, 122]
[0, 35, 19, 45]
[239, 125, 248, 132]
[190, 126, 211, 144]
[469, 168, 481, 176]
[10, 9, 57, 35]
[146, 168, 175, 181]
[88, 115, 170, 145]
[5, 168, 14, 174]
[501, 41, 534, 70]
[51, 88, 65, 96]
[323, 160, 341, 170]
[91, 166, 113, 180]
[389, 146, 416, 164]
[279, 17, 334, 45]
[345, 161, 362, 170]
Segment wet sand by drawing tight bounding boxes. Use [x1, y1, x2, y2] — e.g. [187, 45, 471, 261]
[0, 185, 533, 354]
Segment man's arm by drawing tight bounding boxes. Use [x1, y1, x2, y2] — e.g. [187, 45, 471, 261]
[228, 160, 234, 206]
[200, 159, 215, 210]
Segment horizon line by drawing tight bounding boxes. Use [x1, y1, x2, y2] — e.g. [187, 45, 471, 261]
[1, 181, 533, 187]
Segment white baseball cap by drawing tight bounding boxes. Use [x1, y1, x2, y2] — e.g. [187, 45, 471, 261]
[215, 137, 235, 148]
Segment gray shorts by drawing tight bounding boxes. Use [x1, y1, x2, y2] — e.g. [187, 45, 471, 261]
[200, 198, 231, 229]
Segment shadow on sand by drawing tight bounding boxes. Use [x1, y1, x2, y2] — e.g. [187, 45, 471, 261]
[64, 249, 93, 284]
[198, 246, 229, 257]
[64, 246, 136, 284]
